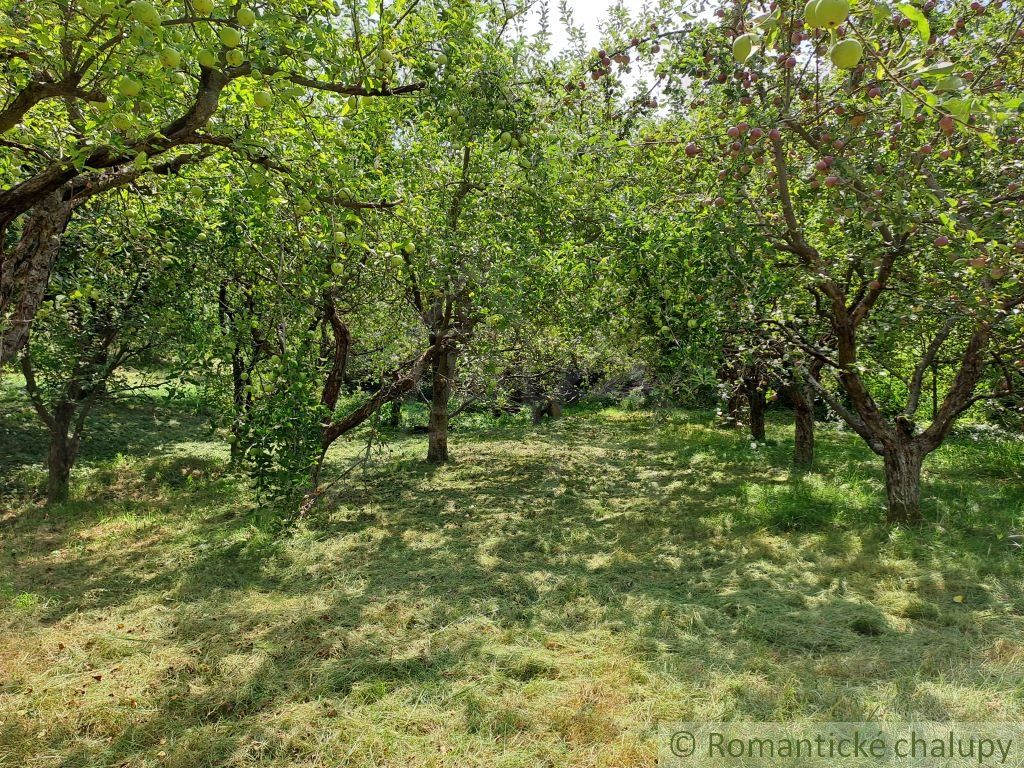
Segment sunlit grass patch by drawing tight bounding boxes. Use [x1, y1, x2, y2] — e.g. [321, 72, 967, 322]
[1, 400, 1023, 766]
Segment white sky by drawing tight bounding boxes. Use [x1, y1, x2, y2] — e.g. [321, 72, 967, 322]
[522, 0, 650, 55]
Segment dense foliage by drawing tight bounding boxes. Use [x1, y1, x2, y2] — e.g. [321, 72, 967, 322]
[2, 0, 1021, 521]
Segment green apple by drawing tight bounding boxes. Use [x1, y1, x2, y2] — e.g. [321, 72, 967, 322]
[112, 112, 133, 130]
[130, 0, 161, 27]
[197, 49, 217, 68]
[815, 0, 849, 28]
[160, 47, 181, 67]
[117, 76, 142, 97]
[226, 48, 244, 66]
[253, 89, 273, 108]
[829, 39, 862, 69]
[236, 6, 255, 26]
[218, 26, 242, 48]
[192, 0, 214, 14]
[804, 0, 824, 28]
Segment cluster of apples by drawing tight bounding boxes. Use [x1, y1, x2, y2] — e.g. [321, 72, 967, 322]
[732, 0, 862, 71]
[803, 0, 863, 70]
[105, 1, 268, 129]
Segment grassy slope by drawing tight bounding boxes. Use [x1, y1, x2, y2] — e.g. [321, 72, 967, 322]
[1, 385, 1023, 767]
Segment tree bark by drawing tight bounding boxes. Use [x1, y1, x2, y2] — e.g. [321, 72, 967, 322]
[790, 365, 818, 469]
[744, 376, 767, 443]
[882, 441, 924, 524]
[427, 343, 456, 463]
[388, 398, 402, 428]
[531, 397, 563, 423]
[46, 405, 79, 505]
[229, 346, 247, 464]
[0, 192, 73, 366]
[792, 387, 815, 469]
[320, 290, 351, 411]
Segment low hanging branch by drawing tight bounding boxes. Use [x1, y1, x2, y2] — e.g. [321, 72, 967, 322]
[320, 345, 437, 448]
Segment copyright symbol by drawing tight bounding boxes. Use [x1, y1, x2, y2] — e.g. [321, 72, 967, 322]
[671, 731, 696, 758]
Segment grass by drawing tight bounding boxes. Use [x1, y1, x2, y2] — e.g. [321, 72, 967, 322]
[2, 380, 1024, 767]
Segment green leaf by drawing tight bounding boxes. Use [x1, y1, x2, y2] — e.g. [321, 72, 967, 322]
[901, 93, 916, 119]
[897, 3, 929, 45]
[916, 61, 955, 77]
[978, 132, 997, 149]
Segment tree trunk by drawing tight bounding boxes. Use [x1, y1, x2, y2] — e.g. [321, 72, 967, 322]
[229, 342, 247, 464]
[427, 344, 456, 463]
[791, 370, 815, 469]
[388, 398, 402, 428]
[722, 392, 744, 427]
[0, 192, 73, 366]
[46, 406, 79, 505]
[745, 377, 767, 443]
[882, 441, 924, 525]
[320, 290, 351, 411]
[532, 398, 563, 423]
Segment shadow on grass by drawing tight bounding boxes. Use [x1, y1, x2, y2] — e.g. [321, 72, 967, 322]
[1, 402, 1022, 766]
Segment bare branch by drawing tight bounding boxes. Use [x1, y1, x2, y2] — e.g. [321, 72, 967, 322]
[903, 317, 956, 418]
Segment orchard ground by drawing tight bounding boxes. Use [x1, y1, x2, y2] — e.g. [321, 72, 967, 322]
[2, 377, 1024, 768]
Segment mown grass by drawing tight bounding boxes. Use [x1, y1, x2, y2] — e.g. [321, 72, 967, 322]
[1, 380, 1023, 767]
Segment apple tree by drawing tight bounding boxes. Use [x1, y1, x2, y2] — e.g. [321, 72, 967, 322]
[0, 0, 433, 366]
[665, 0, 1023, 521]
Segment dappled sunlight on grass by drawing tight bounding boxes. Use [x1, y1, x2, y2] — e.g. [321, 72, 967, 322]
[1, 399, 1023, 766]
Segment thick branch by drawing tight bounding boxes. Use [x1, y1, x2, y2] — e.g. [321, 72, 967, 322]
[321, 345, 435, 448]
[0, 75, 104, 134]
[803, 368, 883, 454]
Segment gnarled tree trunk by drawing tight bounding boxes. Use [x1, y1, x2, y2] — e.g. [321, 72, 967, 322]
[427, 342, 456, 463]
[531, 397, 563, 423]
[1, 192, 73, 366]
[882, 440, 924, 524]
[792, 390, 814, 469]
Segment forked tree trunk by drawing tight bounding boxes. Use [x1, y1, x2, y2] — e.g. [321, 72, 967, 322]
[427, 345, 456, 463]
[791, 370, 815, 469]
[46, 406, 79, 505]
[744, 377, 767, 443]
[882, 441, 924, 525]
